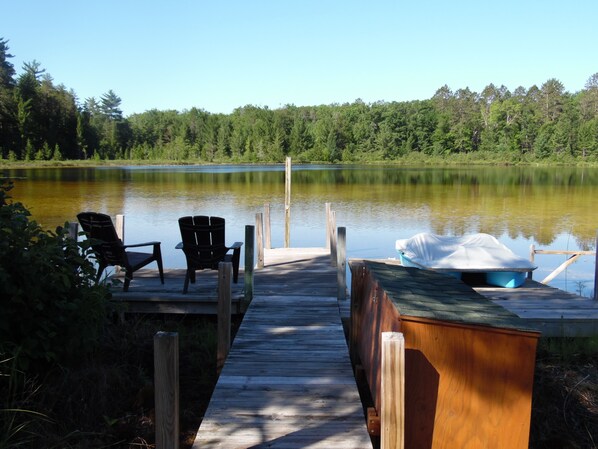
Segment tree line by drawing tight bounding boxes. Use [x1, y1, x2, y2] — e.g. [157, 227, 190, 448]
[1, 38, 597, 163]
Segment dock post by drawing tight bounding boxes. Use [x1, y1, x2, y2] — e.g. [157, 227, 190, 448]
[594, 230, 598, 301]
[217, 262, 232, 373]
[381, 332, 405, 449]
[256, 213, 264, 269]
[154, 331, 179, 449]
[264, 203, 271, 249]
[245, 225, 255, 303]
[67, 222, 78, 240]
[528, 244, 535, 280]
[325, 202, 331, 249]
[115, 214, 125, 242]
[337, 227, 347, 301]
[330, 211, 337, 266]
[285, 156, 291, 248]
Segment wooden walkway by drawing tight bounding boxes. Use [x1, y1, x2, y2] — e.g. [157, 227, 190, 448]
[191, 247, 372, 449]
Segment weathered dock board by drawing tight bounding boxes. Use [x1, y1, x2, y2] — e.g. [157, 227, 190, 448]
[109, 268, 246, 314]
[475, 279, 598, 337]
[192, 247, 371, 449]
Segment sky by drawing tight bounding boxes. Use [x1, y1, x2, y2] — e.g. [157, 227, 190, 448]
[2, 0, 597, 116]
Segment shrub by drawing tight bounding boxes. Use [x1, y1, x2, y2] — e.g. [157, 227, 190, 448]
[0, 182, 110, 371]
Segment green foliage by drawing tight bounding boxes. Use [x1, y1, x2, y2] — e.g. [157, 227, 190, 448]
[0, 182, 110, 371]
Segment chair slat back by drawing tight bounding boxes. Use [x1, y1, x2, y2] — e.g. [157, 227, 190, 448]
[77, 212, 126, 265]
[178, 215, 227, 268]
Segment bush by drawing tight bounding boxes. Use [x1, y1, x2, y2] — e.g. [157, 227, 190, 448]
[0, 182, 110, 371]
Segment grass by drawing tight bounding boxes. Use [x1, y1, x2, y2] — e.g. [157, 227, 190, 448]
[2, 318, 597, 448]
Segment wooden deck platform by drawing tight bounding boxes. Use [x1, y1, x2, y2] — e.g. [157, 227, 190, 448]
[475, 279, 598, 337]
[109, 268, 247, 315]
[191, 247, 372, 449]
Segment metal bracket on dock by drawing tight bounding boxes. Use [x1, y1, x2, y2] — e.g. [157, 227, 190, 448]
[367, 407, 381, 436]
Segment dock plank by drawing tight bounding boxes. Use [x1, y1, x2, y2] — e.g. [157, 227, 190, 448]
[191, 247, 371, 449]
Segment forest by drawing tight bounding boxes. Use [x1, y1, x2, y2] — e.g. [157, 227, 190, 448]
[1, 38, 598, 164]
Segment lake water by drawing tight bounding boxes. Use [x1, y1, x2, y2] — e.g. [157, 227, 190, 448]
[3, 164, 597, 297]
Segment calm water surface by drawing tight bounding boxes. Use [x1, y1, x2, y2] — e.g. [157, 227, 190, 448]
[4, 164, 597, 296]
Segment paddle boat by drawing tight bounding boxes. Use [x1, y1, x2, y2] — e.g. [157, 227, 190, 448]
[395, 233, 536, 288]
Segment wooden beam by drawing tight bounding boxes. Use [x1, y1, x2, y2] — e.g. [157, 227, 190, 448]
[381, 332, 404, 449]
[595, 230, 598, 302]
[244, 225, 254, 303]
[541, 254, 583, 284]
[337, 227, 347, 301]
[217, 262, 232, 374]
[256, 213, 264, 269]
[284, 156, 291, 248]
[154, 331, 179, 449]
[264, 203, 271, 249]
[325, 202, 332, 249]
[115, 214, 125, 242]
[330, 211, 337, 267]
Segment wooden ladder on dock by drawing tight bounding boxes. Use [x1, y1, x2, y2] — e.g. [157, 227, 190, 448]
[191, 247, 371, 449]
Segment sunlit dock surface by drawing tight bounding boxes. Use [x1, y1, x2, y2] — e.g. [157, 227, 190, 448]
[191, 247, 371, 449]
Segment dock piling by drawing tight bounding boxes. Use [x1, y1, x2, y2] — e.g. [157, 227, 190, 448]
[154, 331, 180, 449]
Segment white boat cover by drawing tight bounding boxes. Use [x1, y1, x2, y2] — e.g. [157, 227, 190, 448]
[395, 233, 536, 272]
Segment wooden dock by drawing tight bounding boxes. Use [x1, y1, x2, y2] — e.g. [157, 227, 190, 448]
[191, 247, 372, 449]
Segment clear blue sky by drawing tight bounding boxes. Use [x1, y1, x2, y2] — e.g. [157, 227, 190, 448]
[2, 0, 597, 116]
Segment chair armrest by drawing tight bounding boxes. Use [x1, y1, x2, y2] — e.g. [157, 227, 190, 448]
[124, 241, 161, 249]
[229, 241, 243, 249]
[175, 242, 184, 250]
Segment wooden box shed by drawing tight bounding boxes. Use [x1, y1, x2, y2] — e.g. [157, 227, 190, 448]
[349, 260, 540, 449]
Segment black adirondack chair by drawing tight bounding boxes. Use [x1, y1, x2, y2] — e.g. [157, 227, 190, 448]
[177, 215, 243, 294]
[77, 212, 164, 291]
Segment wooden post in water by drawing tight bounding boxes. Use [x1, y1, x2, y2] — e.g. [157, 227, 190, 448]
[381, 332, 405, 449]
[154, 331, 179, 449]
[337, 227, 347, 301]
[285, 157, 291, 248]
[245, 225, 255, 303]
[264, 203, 272, 249]
[594, 230, 598, 301]
[217, 262, 232, 374]
[256, 213, 264, 269]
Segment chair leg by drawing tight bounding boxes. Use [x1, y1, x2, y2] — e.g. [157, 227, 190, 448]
[155, 246, 164, 284]
[124, 270, 133, 292]
[183, 270, 191, 294]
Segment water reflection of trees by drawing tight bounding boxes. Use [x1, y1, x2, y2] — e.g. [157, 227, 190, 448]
[5, 165, 598, 248]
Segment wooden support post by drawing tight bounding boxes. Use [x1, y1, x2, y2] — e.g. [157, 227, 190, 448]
[115, 214, 125, 242]
[154, 331, 179, 449]
[325, 202, 331, 249]
[244, 225, 255, 304]
[594, 230, 598, 301]
[285, 156, 291, 248]
[381, 332, 405, 449]
[330, 211, 337, 266]
[256, 213, 264, 269]
[528, 244, 535, 279]
[217, 262, 232, 373]
[264, 203, 272, 249]
[337, 227, 347, 301]
[67, 222, 78, 240]
[350, 262, 366, 365]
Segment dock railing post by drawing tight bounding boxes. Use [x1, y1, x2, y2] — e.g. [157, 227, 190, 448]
[256, 213, 264, 269]
[217, 261, 232, 373]
[325, 202, 331, 250]
[285, 157, 291, 248]
[330, 211, 337, 266]
[67, 222, 78, 240]
[337, 227, 347, 301]
[594, 230, 598, 301]
[154, 331, 179, 449]
[381, 332, 405, 449]
[528, 244, 535, 280]
[264, 203, 271, 249]
[245, 225, 255, 304]
[115, 214, 125, 273]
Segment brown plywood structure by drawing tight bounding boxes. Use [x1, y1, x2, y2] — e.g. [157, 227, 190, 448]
[349, 260, 540, 449]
